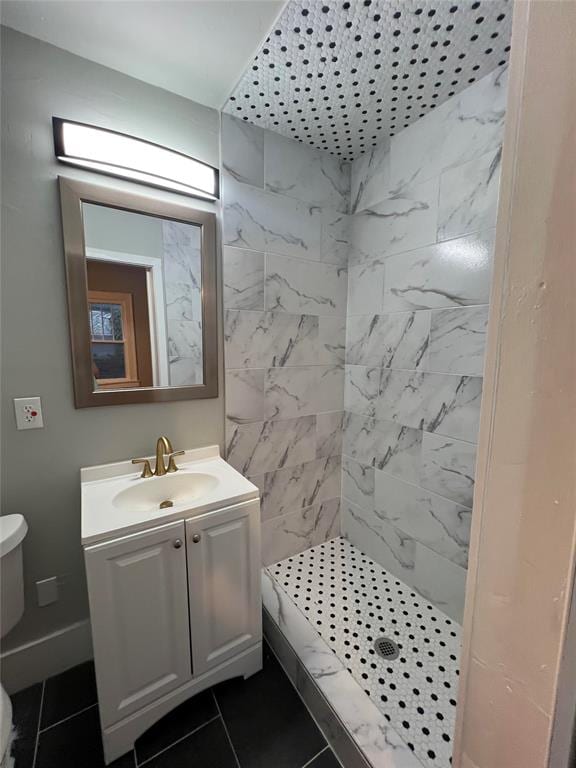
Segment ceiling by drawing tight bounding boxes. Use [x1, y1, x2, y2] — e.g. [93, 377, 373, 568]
[223, 0, 512, 160]
[0, 0, 285, 109]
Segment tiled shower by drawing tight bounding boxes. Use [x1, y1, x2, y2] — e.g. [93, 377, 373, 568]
[342, 65, 507, 624]
[222, 45, 508, 768]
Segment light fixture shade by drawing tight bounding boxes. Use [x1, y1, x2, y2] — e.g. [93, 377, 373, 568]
[53, 118, 219, 200]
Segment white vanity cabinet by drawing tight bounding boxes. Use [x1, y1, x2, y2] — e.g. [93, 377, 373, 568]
[187, 502, 261, 674]
[83, 494, 262, 765]
[85, 519, 192, 726]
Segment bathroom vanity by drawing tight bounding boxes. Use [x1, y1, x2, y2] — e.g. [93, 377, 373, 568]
[81, 445, 262, 764]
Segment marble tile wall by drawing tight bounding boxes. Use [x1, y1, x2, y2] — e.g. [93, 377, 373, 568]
[341, 67, 508, 623]
[163, 220, 203, 386]
[222, 116, 349, 564]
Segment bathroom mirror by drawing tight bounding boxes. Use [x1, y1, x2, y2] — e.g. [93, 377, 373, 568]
[58, 177, 217, 407]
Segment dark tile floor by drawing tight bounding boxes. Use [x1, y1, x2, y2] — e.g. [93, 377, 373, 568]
[10, 643, 341, 768]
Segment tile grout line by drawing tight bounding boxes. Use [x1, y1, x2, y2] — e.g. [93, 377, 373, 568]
[136, 714, 221, 767]
[38, 702, 98, 734]
[31, 680, 45, 768]
[300, 744, 330, 768]
[212, 690, 242, 768]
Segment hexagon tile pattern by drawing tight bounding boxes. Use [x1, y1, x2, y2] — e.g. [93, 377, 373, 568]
[267, 537, 462, 768]
[223, 0, 512, 161]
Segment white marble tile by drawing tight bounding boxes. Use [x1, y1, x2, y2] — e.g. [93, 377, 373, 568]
[374, 471, 471, 568]
[265, 131, 349, 213]
[163, 220, 202, 323]
[223, 175, 321, 261]
[343, 413, 422, 483]
[344, 365, 380, 418]
[342, 412, 378, 465]
[438, 148, 502, 241]
[265, 365, 344, 420]
[342, 455, 374, 511]
[226, 415, 316, 475]
[265, 365, 318, 421]
[350, 140, 391, 213]
[168, 357, 202, 386]
[428, 305, 489, 376]
[342, 499, 416, 587]
[221, 113, 264, 187]
[349, 178, 439, 265]
[261, 568, 425, 768]
[413, 543, 468, 624]
[167, 319, 203, 386]
[261, 457, 341, 521]
[225, 368, 265, 424]
[420, 432, 477, 508]
[389, 109, 444, 194]
[372, 421, 423, 482]
[439, 66, 508, 175]
[316, 411, 343, 459]
[346, 312, 430, 370]
[378, 371, 483, 443]
[383, 229, 495, 312]
[318, 316, 346, 365]
[224, 310, 265, 369]
[261, 498, 340, 565]
[224, 310, 318, 369]
[222, 246, 265, 311]
[320, 210, 351, 268]
[265, 253, 347, 317]
[162, 217, 201, 251]
[347, 260, 386, 316]
[390, 67, 508, 192]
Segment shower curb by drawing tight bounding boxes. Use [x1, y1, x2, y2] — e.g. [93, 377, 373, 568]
[262, 568, 425, 768]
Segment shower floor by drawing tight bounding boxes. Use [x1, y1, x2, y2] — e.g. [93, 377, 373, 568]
[265, 537, 462, 768]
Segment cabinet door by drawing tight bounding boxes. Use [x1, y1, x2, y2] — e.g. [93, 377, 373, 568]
[85, 521, 191, 727]
[186, 500, 261, 675]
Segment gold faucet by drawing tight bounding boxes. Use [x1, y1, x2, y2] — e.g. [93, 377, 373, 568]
[132, 436, 185, 478]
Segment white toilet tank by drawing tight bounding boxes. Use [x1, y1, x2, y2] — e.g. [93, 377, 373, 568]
[0, 515, 28, 638]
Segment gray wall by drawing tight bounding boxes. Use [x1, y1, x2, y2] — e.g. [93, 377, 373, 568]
[0, 27, 224, 652]
[83, 205, 164, 259]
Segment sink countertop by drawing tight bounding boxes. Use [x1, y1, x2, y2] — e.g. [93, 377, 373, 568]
[81, 445, 259, 546]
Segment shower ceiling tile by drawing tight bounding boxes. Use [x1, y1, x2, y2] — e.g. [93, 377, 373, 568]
[223, 0, 512, 161]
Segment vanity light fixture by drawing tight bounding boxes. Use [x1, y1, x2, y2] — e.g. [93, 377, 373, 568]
[53, 117, 219, 200]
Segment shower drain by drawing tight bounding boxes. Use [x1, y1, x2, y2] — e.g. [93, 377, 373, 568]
[374, 636, 400, 660]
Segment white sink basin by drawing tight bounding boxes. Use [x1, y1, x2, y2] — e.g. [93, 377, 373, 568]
[81, 445, 259, 545]
[113, 472, 219, 513]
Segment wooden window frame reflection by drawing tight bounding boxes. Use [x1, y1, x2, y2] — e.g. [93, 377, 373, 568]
[58, 176, 218, 407]
[88, 290, 139, 389]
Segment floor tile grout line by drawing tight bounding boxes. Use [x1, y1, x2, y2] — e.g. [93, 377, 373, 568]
[31, 680, 45, 768]
[38, 702, 98, 734]
[263, 637, 340, 766]
[136, 714, 221, 767]
[300, 744, 330, 768]
[212, 690, 242, 768]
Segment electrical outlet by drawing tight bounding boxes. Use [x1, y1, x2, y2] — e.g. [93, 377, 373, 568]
[14, 397, 44, 430]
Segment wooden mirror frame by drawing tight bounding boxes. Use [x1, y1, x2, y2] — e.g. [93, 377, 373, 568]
[58, 176, 218, 407]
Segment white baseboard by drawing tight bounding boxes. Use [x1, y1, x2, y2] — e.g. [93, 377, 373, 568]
[0, 620, 93, 693]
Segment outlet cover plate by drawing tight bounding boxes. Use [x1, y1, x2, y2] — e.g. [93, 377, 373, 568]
[14, 397, 44, 430]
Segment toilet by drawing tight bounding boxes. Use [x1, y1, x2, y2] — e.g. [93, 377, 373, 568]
[0, 515, 28, 768]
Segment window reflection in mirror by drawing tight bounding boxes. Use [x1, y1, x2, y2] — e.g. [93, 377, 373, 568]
[82, 204, 203, 391]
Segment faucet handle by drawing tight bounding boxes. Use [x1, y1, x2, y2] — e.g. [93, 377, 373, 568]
[166, 450, 185, 473]
[132, 458, 154, 478]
